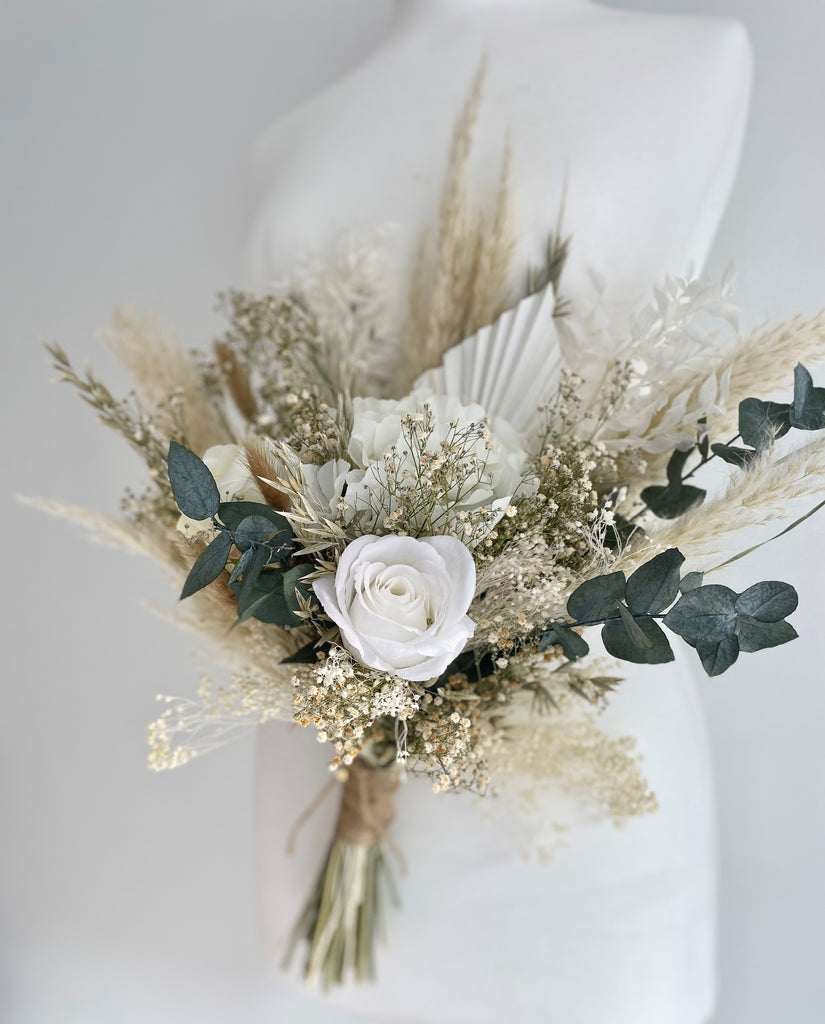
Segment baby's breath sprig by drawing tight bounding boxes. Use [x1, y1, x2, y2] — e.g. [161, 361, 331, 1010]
[405, 674, 509, 795]
[280, 388, 349, 465]
[213, 290, 358, 443]
[292, 648, 422, 770]
[350, 404, 504, 546]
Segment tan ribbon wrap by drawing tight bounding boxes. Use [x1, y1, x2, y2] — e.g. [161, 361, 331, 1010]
[334, 759, 400, 848]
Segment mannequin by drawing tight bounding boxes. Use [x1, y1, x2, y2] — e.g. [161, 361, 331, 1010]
[249, 0, 751, 310]
[247, 2, 753, 1022]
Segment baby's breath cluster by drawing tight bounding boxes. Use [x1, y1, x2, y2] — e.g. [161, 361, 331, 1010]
[214, 290, 358, 442]
[292, 648, 421, 769]
[489, 663, 658, 826]
[472, 535, 578, 642]
[281, 389, 348, 464]
[496, 436, 615, 568]
[147, 672, 284, 772]
[406, 675, 510, 794]
[350, 404, 507, 545]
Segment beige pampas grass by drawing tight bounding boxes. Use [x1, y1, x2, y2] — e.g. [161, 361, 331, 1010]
[101, 304, 232, 454]
[643, 436, 825, 572]
[21, 496, 182, 566]
[25, 496, 303, 715]
[243, 436, 292, 512]
[711, 311, 825, 435]
[401, 60, 517, 389]
[214, 339, 259, 424]
[467, 139, 516, 334]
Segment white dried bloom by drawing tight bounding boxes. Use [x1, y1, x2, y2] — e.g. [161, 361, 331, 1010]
[300, 458, 350, 516]
[559, 270, 738, 453]
[313, 534, 476, 681]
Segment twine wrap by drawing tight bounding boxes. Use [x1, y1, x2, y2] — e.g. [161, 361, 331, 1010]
[334, 758, 400, 847]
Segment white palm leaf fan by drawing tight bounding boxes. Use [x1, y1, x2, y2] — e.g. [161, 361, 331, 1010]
[413, 283, 564, 436]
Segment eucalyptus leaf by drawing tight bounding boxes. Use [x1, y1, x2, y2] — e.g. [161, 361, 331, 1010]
[698, 423, 710, 461]
[234, 515, 292, 556]
[617, 602, 652, 648]
[567, 571, 626, 622]
[695, 635, 740, 676]
[228, 546, 255, 586]
[679, 571, 704, 594]
[735, 616, 798, 653]
[636, 446, 708, 521]
[236, 544, 271, 613]
[602, 512, 641, 551]
[625, 548, 685, 615]
[734, 581, 798, 622]
[283, 564, 315, 614]
[738, 398, 792, 450]
[167, 441, 220, 520]
[663, 585, 738, 643]
[231, 590, 274, 629]
[640, 481, 706, 520]
[180, 530, 233, 600]
[602, 615, 674, 665]
[710, 443, 758, 468]
[539, 621, 590, 661]
[790, 363, 825, 431]
[218, 501, 292, 536]
[666, 446, 694, 484]
[232, 568, 298, 626]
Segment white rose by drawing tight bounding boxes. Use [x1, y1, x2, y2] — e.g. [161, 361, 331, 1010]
[313, 534, 476, 682]
[176, 443, 266, 539]
[344, 393, 527, 540]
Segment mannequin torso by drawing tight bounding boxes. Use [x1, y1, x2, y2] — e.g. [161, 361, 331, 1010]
[248, 3, 752, 1022]
[249, 0, 751, 308]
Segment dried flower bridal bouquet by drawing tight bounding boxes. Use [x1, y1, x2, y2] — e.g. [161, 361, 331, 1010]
[41, 76, 825, 989]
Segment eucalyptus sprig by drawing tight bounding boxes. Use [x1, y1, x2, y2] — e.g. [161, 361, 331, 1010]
[641, 363, 825, 520]
[167, 441, 313, 628]
[540, 548, 797, 677]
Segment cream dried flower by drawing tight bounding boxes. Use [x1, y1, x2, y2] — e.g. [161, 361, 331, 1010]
[313, 534, 476, 682]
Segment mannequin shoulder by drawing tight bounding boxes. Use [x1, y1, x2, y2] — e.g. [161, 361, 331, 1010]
[645, 13, 753, 91]
[566, 10, 753, 138]
[251, 9, 753, 163]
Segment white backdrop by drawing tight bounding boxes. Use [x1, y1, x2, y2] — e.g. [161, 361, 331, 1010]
[2, 2, 823, 1023]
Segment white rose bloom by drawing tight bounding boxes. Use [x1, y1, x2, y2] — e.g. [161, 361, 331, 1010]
[313, 534, 476, 682]
[345, 393, 527, 540]
[176, 443, 266, 539]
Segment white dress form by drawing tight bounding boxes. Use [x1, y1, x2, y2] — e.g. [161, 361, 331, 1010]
[248, 2, 753, 1021]
[249, 0, 752, 311]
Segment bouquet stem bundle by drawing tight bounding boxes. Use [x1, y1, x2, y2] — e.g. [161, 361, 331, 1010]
[288, 759, 401, 988]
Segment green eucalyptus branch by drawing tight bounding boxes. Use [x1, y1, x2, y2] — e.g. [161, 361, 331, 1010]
[540, 548, 798, 677]
[639, 363, 825, 521]
[166, 441, 313, 628]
